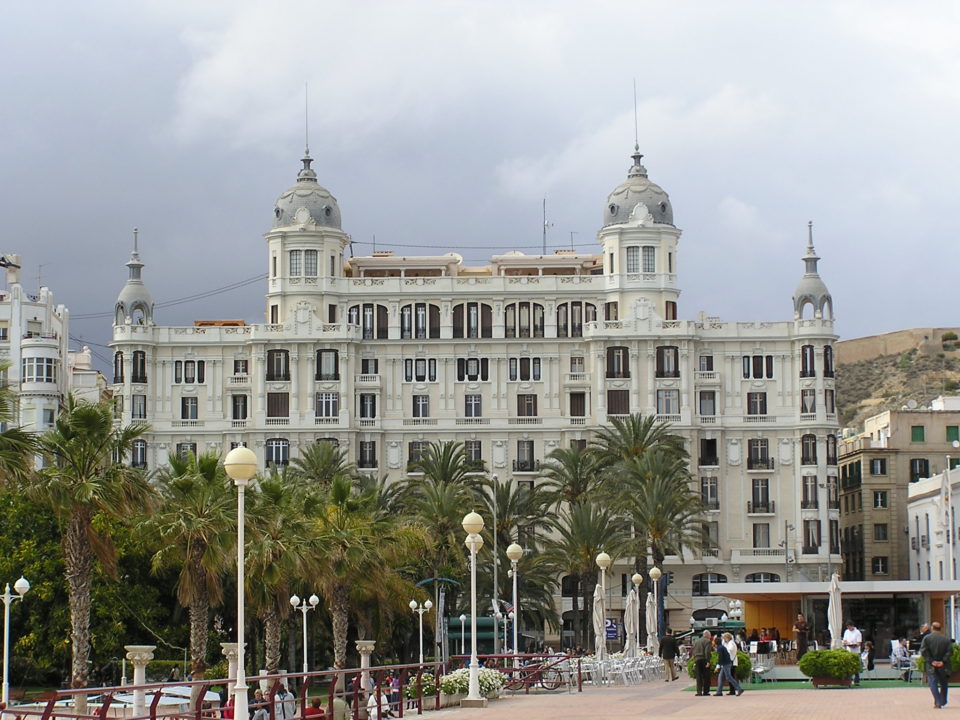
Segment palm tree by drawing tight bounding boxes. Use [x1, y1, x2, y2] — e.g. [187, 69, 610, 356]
[144, 451, 235, 679]
[314, 475, 427, 668]
[246, 467, 322, 673]
[590, 413, 687, 472]
[542, 502, 626, 651]
[539, 446, 600, 508]
[407, 440, 485, 490]
[289, 440, 354, 488]
[31, 396, 155, 694]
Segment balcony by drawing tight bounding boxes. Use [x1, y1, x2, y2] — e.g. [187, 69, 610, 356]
[513, 459, 541, 473]
[566, 373, 588, 383]
[743, 415, 775, 423]
[698, 456, 719, 467]
[403, 418, 438, 426]
[698, 415, 718, 424]
[228, 375, 250, 386]
[606, 371, 630, 379]
[231, 420, 247, 428]
[747, 500, 776, 515]
[655, 370, 680, 379]
[355, 374, 379, 383]
[695, 371, 719, 383]
[508, 417, 542, 425]
[172, 420, 204, 428]
[800, 413, 817, 422]
[358, 418, 377, 427]
[265, 373, 290, 382]
[569, 417, 587, 425]
[731, 547, 785, 563]
[655, 414, 681, 423]
[747, 457, 775, 471]
[357, 460, 378, 470]
[456, 418, 490, 425]
[131, 374, 148, 384]
[315, 373, 340, 381]
[265, 417, 290, 426]
[314, 417, 339, 425]
[801, 499, 819, 510]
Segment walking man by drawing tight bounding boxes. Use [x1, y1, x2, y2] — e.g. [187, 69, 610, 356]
[792, 613, 809, 660]
[692, 630, 713, 696]
[921, 621, 954, 709]
[714, 632, 744, 696]
[659, 628, 679, 682]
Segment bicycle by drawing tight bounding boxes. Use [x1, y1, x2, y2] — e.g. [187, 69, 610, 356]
[503, 658, 566, 691]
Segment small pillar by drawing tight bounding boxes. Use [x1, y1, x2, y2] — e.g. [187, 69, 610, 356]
[355, 640, 376, 696]
[125, 645, 156, 717]
[221, 643, 240, 683]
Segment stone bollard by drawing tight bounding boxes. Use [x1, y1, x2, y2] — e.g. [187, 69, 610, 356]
[124, 645, 156, 717]
[356, 640, 376, 696]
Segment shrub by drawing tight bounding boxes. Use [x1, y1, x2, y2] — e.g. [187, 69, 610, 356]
[943, 331, 958, 343]
[797, 649, 862, 678]
[403, 672, 437, 699]
[685, 650, 752, 681]
[438, 668, 504, 697]
[916, 643, 960, 673]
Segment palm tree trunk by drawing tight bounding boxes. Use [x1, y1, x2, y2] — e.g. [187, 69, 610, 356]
[189, 591, 210, 679]
[331, 584, 350, 669]
[582, 579, 592, 652]
[64, 508, 94, 713]
[262, 604, 282, 674]
[570, 575, 581, 650]
[637, 555, 649, 645]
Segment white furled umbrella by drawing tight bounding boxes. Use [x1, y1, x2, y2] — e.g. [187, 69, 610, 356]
[827, 572, 843, 649]
[592, 583, 606, 661]
[623, 588, 638, 656]
[645, 590, 659, 655]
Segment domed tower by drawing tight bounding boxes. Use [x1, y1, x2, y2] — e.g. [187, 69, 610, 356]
[264, 148, 350, 325]
[597, 147, 682, 322]
[114, 228, 154, 326]
[792, 222, 833, 320]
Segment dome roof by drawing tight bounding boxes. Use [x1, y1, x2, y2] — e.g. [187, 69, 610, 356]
[603, 149, 673, 226]
[273, 152, 342, 230]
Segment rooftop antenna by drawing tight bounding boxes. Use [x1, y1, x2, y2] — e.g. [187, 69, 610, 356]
[372, 234, 377, 253]
[37, 263, 46, 291]
[304, 82, 310, 155]
[570, 231, 577, 250]
[633, 77, 639, 151]
[542, 197, 554, 254]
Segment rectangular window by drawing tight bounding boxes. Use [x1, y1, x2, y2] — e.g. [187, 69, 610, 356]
[361, 358, 379, 375]
[413, 395, 430, 418]
[570, 356, 585, 373]
[803, 519, 821, 552]
[315, 393, 339, 418]
[872, 556, 889, 575]
[701, 477, 719, 509]
[699, 355, 714, 371]
[465, 394, 482, 417]
[748, 439, 769, 468]
[874, 523, 889, 541]
[516, 440, 535, 471]
[358, 441, 377, 468]
[266, 350, 290, 381]
[873, 490, 889, 509]
[517, 394, 538, 417]
[825, 389, 835, 414]
[801, 389, 816, 413]
[132, 394, 147, 420]
[747, 392, 767, 415]
[699, 438, 718, 466]
[753, 523, 770, 549]
[569, 392, 586, 417]
[316, 350, 339, 380]
[948, 426, 960, 444]
[626, 246, 640, 273]
[408, 441, 428, 466]
[802, 476, 818, 508]
[183, 361, 196, 384]
[751, 478, 770, 511]
[233, 359, 248, 375]
[465, 440, 482, 466]
[655, 346, 679, 378]
[607, 347, 630, 378]
[910, 458, 930, 482]
[289, 250, 302, 276]
[656, 389, 679, 415]
[358, 393, 377, 419]
[870, 458, 887, 475]
[232, 395, 248, 420]
[266, 392, 289, 417]
[800, 345, 816, 377]
[304, 249, 318, 276]
[176, 442, 197, 460]
[699, 391, 716, 416]
[607, 389, 629, 415]
[642, 246, 655, 273]
[181, 397, 198, 420]
[911, 425, 925, 442]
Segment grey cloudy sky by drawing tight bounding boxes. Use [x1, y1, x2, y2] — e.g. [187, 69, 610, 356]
[2, 1, 958, 368]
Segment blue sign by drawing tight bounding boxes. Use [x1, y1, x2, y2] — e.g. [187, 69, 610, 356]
[605, 618, 618, 640]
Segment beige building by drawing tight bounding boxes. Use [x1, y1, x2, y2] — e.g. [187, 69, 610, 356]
[838, 396, 960, 581]
[109, 146, 839, 640]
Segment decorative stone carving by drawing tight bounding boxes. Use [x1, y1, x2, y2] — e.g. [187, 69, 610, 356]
[779, 438, 794, 466]
[387, 441, 401, 469]
[727, 438, 741, 466]
[492, 440, 507, 468]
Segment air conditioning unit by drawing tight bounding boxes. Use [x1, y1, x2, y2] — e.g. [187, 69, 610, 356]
[911, 537, 919, 550]
[705, 618, 719, 627]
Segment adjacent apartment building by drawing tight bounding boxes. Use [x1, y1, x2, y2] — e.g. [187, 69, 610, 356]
[108, 146, 839, 637]
[838, 396, 960, 581]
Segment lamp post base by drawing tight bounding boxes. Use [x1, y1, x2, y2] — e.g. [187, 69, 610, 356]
[460, 698, 488, 708]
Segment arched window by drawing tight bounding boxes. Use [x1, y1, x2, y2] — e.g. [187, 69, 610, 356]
[130, 304, 147, 325]
[801, 434, 818, 465]
[692, 572, 727, 597]
[348, 303, 388, 339]
[400, 303, 440, 339]
[266, 438, 289, 467]
[113, 351, 124, 384]
[115, 304, 125, 326]
[132, 350, 147, 383]
[800, 345, 816, 377]
[745, 572, 781, 583]
[453, 302, 493, 338]
[504, 302, 544, 338]
[556, 302, 597, 338]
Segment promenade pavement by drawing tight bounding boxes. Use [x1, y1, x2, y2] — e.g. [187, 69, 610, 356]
[444, 679, 945, 719]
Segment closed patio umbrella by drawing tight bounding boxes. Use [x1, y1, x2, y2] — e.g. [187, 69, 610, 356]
[592, 583, 605, 660]
[623, 588, 638, 656]
[645, 590, 659, 655]
[827, 572, 843, 649]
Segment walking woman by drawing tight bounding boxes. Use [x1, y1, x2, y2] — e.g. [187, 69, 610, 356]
[715, 632, 744, 697]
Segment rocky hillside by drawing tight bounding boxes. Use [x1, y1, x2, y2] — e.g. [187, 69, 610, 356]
[836, 334, 960, 430]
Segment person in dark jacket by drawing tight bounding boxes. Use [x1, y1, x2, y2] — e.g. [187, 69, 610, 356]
[659, 628, 679, 682]
[691, 631, 713, 696]
[921, 621, 954, 709]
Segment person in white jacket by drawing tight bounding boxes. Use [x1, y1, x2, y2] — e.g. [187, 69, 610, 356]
[366, 689, 392, 720]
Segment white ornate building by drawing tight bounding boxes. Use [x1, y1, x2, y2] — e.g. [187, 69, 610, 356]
[109, 146, 839, 637]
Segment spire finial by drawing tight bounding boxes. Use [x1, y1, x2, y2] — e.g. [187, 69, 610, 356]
[304, 82, 310, 157]
[807, 220, 814, 251]
[633, 78, 639, 152]
[133, 227, 139, 254]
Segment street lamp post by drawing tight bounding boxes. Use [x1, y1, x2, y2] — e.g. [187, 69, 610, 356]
[409, 599, 433, 665]
[649, 566, 663, 640]
[459, 614, 467, 656]
[595, 552, 611, 659]
[462, 511, 485, 704]
[2, 577, 29, 706]
[290, 594, 319, 675]
[506, 542, 523, 663]
[490, 474, 499, 655]
[224, 446, 258, 720]
[631, 573, 642, 652]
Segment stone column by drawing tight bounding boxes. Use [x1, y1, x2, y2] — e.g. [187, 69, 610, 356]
[124, 645, 156, 717]
[356, 640, 376, 697]
[221, 643, 240, 683]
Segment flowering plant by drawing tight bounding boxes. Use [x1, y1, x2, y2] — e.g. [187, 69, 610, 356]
[403, 672, 437, 699]
[439, 668, 504, 697]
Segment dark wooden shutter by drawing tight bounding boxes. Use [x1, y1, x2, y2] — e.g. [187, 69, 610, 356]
[453, 304, 464, 338]
[481, 304, 493, 337]
[429, 305, 441, 338]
